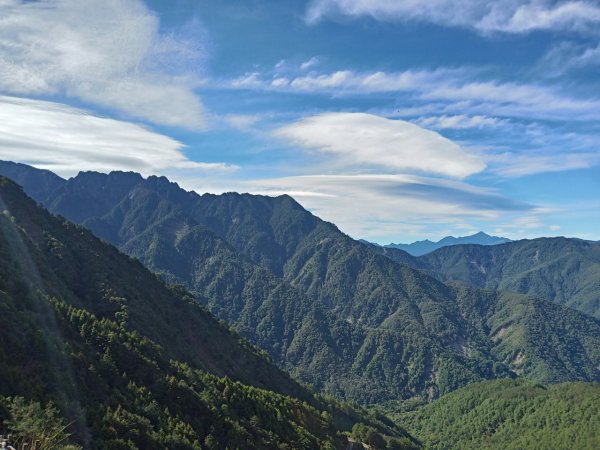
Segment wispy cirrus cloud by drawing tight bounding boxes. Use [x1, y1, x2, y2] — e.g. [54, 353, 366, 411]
[227, 68, 600, 121]
[300, 56, 320, 71]
[221, 113, 265, 132]
[538, 41, 600, 76]
[225, 67, 600, 179]
[273, 112, 486, 178]
[421, 79, 600, 120]
[0, 96, 237, 178]
[285, 69, 449, 93]
[415, 114, 505, 129]
[489, 151, 600, 177]
[305, 0, 600, 34]
[0, 0, 207, 129]
[231, 72, 263, 89]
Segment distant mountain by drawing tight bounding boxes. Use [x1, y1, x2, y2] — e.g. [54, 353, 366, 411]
[390, 238, 600, 319]
[2, 161, 600, 406]
[384, 232, 511, 256]
[0, 160, 65, 203]
[0, 176, 414, 449]
[396, 379, 600, 450]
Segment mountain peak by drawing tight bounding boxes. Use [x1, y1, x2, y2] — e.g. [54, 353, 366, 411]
[383, 231, 511, 256]
[74, 169, 144, 183]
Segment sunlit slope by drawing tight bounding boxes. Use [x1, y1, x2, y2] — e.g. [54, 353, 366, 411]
[397, 379, 600, 450]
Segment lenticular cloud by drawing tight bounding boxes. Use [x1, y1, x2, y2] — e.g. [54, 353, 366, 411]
[274, 112, 486, 179]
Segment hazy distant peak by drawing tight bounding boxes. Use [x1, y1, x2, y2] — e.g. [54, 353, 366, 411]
[384, 231, 511, 256]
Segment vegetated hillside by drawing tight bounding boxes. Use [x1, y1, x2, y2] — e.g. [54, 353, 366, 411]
[33, 170, 514, 403]
[0, 177, 415, 450]
[383, 232, 511, 256]
[395, 379, 600, 450]
[407, 239, 600, 319]
[451, 284, 600, 384]
[360, 241, 426, 270]
[0, 160, 65, 204]
[2, 162, 600, 406]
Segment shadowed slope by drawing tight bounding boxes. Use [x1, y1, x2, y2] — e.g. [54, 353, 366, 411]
[0, 177, 417, 449]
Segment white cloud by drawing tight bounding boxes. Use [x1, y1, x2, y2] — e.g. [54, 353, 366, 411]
[241, 173, 531, 240]
[492, 1, 600, 33]
[416, 114, 504, 129]
[271, 77, 290, 88]
[229, 70, 442, 93]
[223, 66, 600, 179]
[421, 80, 600, 120]
[300, 56, 320, 70]
[287, 69, 441, 93]
[231, 72, 262, 88]
[306, 0, 600, 34]
[273, 112, 485, 178]
[274, 59, 287, 71]
[0, 96, 236, 178]
[539, 41, 600, 75]
[227, 68, 600, 121]
[490, 151, 599, 177]
[0, 0, 206, 128]
[222, 114, 262, 130]
[495, 206, 560, 234]
[569, 43, 600, 66]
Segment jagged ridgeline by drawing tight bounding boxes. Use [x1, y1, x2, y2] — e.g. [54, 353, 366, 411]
[1, 161, 600, 407]
[0, 177, 416, 449]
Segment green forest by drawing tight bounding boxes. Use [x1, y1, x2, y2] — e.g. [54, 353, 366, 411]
[396, 379, 600, 449]
[1, 163, 599, 449]
[0, 176, 414, 449]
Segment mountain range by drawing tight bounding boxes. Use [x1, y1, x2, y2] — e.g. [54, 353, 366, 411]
[381, 232, 512, 256]
[369, 238, 600, 319]
[2, 161, 599, 408]
[0, 175, 415, 449]
[2, 161, 600, 448]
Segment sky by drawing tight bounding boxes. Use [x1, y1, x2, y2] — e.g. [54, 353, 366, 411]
[0, 0, 599, 243]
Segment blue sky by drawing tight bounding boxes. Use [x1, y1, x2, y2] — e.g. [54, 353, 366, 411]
[1, 0, 599, 243]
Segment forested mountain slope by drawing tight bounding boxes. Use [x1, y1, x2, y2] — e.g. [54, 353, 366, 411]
[0, 177, 414, 449]
[396, 379, 600, 450]
[2, 162, 600, 406]
[373, 239, 600, 319]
